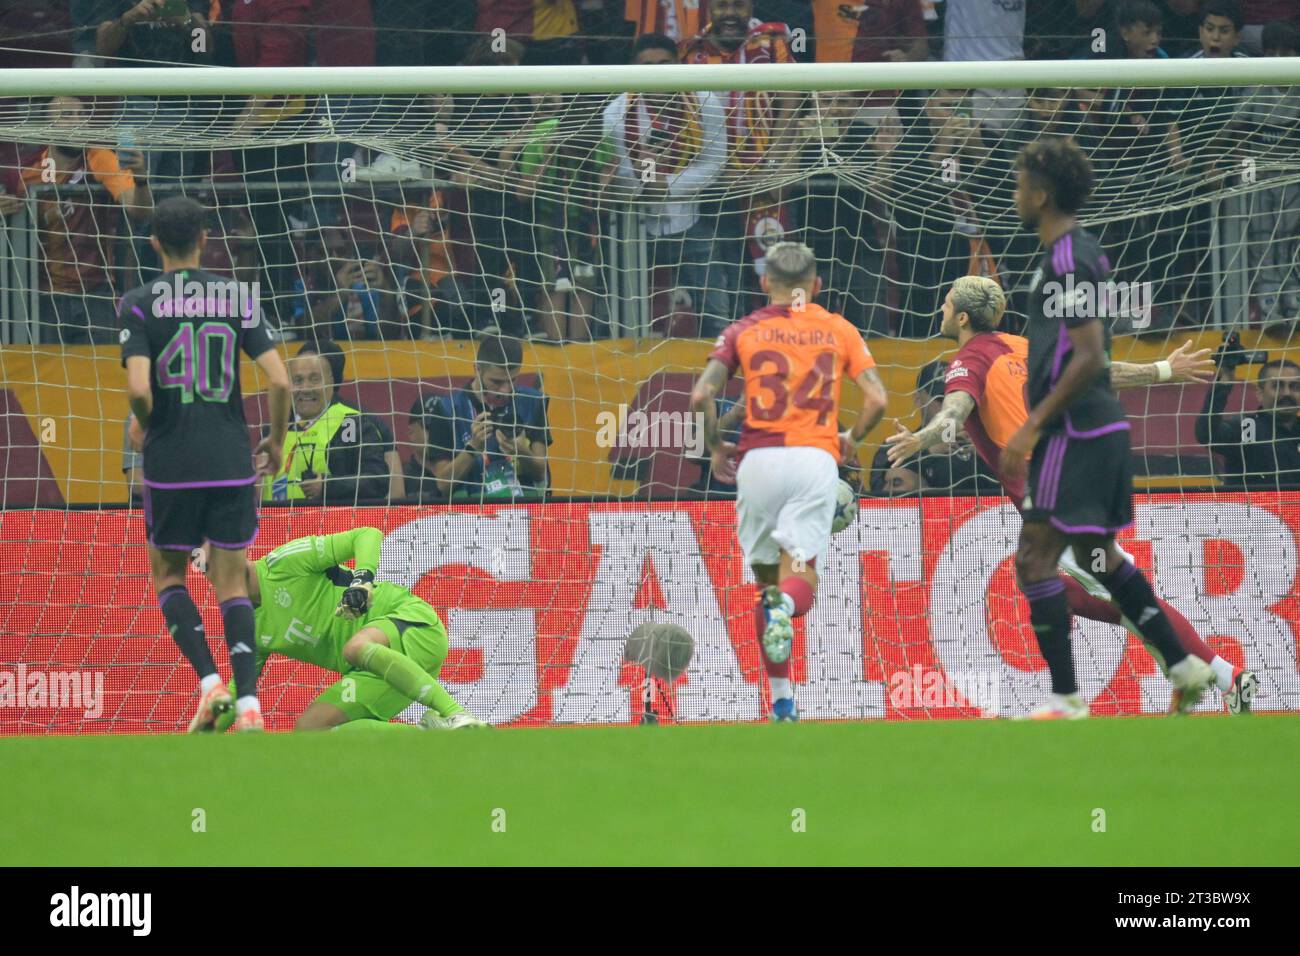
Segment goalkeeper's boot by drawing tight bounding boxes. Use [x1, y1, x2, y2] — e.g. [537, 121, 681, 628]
[1168, 655, 1215, 715]
[186, 685, 234, 733]
[760, 586, 794, 665]
[769, 697, 799, 723]
[232, 709, 265, 734]
[420, 710, 489, 730]
[1015, 693, 1089, 721]
[1223, 667, 1259, 715]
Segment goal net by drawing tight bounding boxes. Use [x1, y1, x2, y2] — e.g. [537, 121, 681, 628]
[1, 58, 1299, 732]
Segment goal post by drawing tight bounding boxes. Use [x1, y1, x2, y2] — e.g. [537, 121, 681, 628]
[1, 57, 1299, 732]
[4, 58, 1300, 94]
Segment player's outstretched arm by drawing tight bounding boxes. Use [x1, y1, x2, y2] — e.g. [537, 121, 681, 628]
[886, 390, 976, 465]
[1111, 340, 1215, 389]
[842, 367, 888, 459]
[261, 528, 384, 579]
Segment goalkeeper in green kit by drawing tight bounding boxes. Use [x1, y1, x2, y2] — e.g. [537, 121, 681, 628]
[211, 526, 486, 732]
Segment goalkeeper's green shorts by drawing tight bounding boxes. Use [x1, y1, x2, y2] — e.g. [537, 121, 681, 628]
[314, 611, 449, 723]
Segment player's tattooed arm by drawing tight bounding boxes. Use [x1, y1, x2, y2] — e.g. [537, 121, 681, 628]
[717, 402, 744, 435]
[886, 390, 975, 465]
[691, 359, 733, 454]
[1111, 340, 1215, 389]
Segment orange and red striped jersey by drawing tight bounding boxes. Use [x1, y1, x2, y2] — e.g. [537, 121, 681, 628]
[626, 0, 707, 43]
[20, 147, 135, 294]
[944, 331, 1030, 501]
[810, 0, 861, 62]
[709, 302, 875, 463]
[390, 190, 456, 288]
[679, 21, 795, 168]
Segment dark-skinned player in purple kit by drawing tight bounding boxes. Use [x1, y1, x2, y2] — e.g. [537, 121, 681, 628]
[999, 137, 1214, 719]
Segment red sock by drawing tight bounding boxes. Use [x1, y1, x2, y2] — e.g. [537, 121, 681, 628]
[1061, 574, 1120, 625]
[779, 576, 816, 617]
[1159, 598, 1216, 665]
[1065, 574, 1216, 666]
[755, 594, 788, 678]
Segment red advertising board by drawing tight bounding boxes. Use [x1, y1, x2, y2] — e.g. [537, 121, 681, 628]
[1, 494, 1297, 733]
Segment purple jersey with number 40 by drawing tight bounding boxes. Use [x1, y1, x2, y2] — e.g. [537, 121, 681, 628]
[118, 268, 277, 487]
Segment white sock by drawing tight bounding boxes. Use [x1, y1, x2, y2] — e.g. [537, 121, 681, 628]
[235, 695, 260, 716]
[770, 677, 793, 701]
[1210, 655, 1235, 691]
[199, 673, 222, 694]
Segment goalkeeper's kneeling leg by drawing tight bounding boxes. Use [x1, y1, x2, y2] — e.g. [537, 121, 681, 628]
[343, 622, 464, 720]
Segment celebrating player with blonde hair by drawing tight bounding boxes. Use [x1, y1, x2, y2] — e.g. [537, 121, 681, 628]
[888, 273, 1257, 715]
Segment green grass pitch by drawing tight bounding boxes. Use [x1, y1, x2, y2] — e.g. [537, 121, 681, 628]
[3, 717, 1297, 866]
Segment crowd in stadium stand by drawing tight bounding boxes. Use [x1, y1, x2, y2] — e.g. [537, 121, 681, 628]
[1, 0, 1298, 504]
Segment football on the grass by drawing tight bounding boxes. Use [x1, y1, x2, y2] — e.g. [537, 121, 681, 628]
[831, 479, 858, 534]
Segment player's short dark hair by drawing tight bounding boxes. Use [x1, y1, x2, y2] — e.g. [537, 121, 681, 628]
[631, 33, 679, 61]
[151, 195, 207, 257]
[1016, 136, 1094, 214]
[476, 335, 523, 371]
[1260, 358, 1300, 378]
[1262, 20, 1300, 55]
[1199, 0, 1244, 31]
[297, 338, 345, 386]
[1116, 0, 1163, 29]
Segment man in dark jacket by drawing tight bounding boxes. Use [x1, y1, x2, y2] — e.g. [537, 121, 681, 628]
[418, 336, 551, 501]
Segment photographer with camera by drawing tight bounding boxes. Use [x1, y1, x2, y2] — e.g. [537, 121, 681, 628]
[1196, 331, 1300, 490]
[420, 336, 551, 501]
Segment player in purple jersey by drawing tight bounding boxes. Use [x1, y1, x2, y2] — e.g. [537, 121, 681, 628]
[121, 196, 291, 733]
[999, 137, 1214, 720]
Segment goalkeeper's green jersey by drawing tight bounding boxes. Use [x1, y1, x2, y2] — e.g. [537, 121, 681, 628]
[251, 527, 441, 676]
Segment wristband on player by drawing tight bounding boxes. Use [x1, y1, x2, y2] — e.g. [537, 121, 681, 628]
[1154, 360, 1173, 383]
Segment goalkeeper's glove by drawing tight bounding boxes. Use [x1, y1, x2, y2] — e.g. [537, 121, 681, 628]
[335, 569, 375, 620]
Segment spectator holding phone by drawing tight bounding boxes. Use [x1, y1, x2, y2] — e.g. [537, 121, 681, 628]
[74, 0, 212, 181]
[419, 336, 551, 501]
[1196, 334, 1300, 490]
[294, 223, 404, 340]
